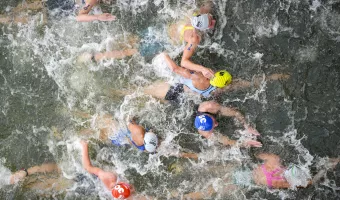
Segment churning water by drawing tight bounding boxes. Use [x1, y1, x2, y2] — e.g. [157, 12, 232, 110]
[0, 0, 339, 199]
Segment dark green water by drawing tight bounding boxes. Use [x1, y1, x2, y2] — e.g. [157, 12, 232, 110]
[0, 0, 339, 199]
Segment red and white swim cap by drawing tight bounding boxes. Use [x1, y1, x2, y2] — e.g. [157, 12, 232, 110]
[112, 182, 131, 199]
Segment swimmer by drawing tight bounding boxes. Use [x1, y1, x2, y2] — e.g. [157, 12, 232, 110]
[7, 141, 149, 199]
[172, 153, 340, 199]
[0, 0, 115, 25]
[80, 114, 159, 153]
[194, 100, 262, 147]
[80, 140, 137, 199]
[167, 1, 216, 78]
[253, 153, 340, 189]
[143, 53, 289, 103]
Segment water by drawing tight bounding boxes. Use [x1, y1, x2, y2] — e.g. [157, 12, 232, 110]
[0, 0, 340, 199]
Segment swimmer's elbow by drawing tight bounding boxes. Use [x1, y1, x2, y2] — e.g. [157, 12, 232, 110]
[180, 58, 189, 68]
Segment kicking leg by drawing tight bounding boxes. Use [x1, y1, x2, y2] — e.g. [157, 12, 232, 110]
[10, 163, 60, 184]
[94, 49, 138, 60]
[143, 81, 170, 100]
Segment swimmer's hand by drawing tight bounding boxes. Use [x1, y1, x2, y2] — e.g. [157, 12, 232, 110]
[245, 126, 260, 136]
[80, 140, 88, 147]
[243, 140, 262, 148]
[98, 13, 116, 21]
[201, 67, 214, 79]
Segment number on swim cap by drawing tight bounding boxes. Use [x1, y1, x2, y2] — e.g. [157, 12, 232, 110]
[114, 185, 124, 194]
[219, 71, 225, 76]
[198, 115, 207, 123]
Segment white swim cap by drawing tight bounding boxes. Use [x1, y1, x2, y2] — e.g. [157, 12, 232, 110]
[191, 14, 210, 30]
[144, 132, 158, 153]
[283, 165, 311, 188]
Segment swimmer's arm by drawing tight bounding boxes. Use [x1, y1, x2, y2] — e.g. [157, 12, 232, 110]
[220, 106, 260, 135]
[183, 186, 216, 199]
[76, 14, 100, 22]
[219, 106, 247, 126]
[162, 53, 193, 79]
[81, 140, 102, 176]
[180, 37, 214, 79]
[197, 101, 222, 114]
[179, 152, 199, 160]
[198, 129, 213, 139]
[216, 134, 237, 146]
[78, 0, 97, 15]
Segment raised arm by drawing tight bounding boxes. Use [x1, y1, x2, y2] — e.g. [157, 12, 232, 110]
[219, 106, 260, 136]
[198, 101, 260, 136]
[81, 140, 102, 176]
[180, 35, 214, 79]
[162, 53, 193, 79]
[76, 0, 116, 22]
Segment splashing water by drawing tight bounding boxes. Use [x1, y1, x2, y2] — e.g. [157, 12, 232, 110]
[0, 0, 339, 199]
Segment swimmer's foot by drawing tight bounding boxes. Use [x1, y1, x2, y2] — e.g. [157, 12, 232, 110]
[10, 169, 28, 184]
[327, 158, 340, 169]
[77, 53, 93, 63]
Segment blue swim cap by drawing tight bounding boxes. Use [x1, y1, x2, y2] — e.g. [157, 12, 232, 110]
[194, 114, 214, 131]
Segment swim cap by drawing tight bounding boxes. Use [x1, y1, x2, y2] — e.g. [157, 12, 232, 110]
[191, 14, 210, 30]
[112, 182, 131, 199]
[210, 70, 232, 88]
[144, 132, 158, 153]
[194, 114, 214, 131]
[283, 165, 311, 188]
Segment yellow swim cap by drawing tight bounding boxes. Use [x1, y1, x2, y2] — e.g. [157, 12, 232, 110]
[210, 70, 232, 88]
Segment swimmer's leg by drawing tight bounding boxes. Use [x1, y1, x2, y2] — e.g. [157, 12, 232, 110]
[0, 15, 30, 24]
[94, 49, 138, 60]
[12, 0, 45, 13]
[253, 73, 290, 88]
[312, 157, 340, 184]
[143, 81, 170, 101]
[0, 15, 11, 24]
[10, 163, 60, 184]
[78, 49, 138, 63]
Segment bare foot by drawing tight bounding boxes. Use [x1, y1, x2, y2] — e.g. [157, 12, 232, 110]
[80, 140, 88, 147]
[10, 170, 28, 184]
[77, 53, 93, 63]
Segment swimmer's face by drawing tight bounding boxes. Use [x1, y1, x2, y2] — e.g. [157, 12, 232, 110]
[211, 115, 218, 129]
[207, 114, 218, 132]
[109, 179, 117, 190]
[208, 14, 216, 29]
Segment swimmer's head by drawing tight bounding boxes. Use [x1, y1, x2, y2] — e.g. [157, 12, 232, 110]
[112, 182, 131, 199]
[191, 14, 215, 30]
[210, 70, 232, 88]
[144, 132, 158, 153]
[194, 114, 217, 131]
[283, 165, 311, 188]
